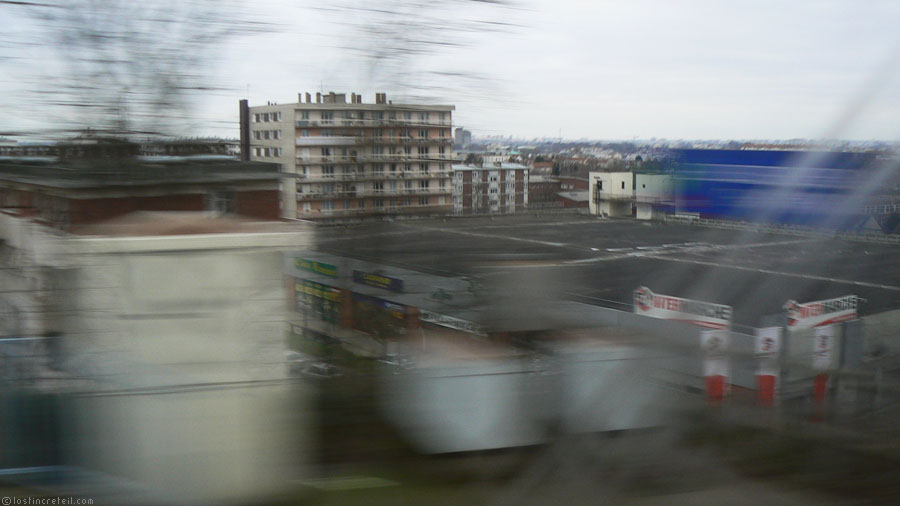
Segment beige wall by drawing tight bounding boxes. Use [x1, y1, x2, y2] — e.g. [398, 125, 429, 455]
[61, 231, 310, 503]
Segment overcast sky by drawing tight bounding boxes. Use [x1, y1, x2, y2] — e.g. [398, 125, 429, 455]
[3, 0, 900, 141]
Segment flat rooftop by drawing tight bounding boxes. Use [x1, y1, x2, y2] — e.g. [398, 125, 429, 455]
[313, 214, 900, 328]
[0, 156, 282, 189]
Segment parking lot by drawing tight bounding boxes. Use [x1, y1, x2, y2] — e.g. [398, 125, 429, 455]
[315, 214, 900, 327]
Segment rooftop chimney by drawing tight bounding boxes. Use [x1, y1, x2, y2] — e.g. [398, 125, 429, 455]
[306, 92, 311, 103]
[316, 92, 321, 103]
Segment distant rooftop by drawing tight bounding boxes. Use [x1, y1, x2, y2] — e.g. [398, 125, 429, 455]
[0, 155, 282, 189]
[249, 91, 454, 110]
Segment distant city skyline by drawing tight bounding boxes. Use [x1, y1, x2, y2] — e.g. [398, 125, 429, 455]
[2, 0, 900, 141]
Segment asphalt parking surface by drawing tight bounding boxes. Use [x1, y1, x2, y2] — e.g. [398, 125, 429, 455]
[314, 214, 900, 327]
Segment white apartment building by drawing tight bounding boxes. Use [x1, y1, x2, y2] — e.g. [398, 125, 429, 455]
[240, 92, 455, 219]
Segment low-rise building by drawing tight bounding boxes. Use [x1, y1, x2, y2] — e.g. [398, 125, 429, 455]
[589, 171, 633, 217]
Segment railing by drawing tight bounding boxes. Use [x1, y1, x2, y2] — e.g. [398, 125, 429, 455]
[665, 214, 900, 244]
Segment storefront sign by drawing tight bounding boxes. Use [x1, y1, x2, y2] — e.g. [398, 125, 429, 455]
[784, 295, 857, 330]
[295, 257, 338, 277]
[296, 279, 341, 302]
[419, 310, 485, 335]
[353, 270, 404, 292]
[633, 286, 732, 329]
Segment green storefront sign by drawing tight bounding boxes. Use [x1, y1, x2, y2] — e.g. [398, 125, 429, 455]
[295, 257, 338, 277]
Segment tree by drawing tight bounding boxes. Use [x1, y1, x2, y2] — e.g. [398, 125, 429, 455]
[21, 0, 266, 138]
[324, 0, 521, 103]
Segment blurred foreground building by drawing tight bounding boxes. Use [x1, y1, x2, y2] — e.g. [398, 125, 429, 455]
[241, 92, 455, 219]
[0, 147, 311, 503]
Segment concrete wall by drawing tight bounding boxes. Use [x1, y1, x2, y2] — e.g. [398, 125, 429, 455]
[60, 233, 309, 503]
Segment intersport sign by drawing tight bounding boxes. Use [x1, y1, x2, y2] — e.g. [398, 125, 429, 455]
[633, 286, 732, 329]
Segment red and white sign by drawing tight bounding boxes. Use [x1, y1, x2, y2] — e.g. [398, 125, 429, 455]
[813, 324, 837, 371]
[755, 327, 781, 376]
[755, 327, 781, 406]
[784, 295, 858, 330]
[701, 329, 730, 400]
[701, 329, 730, 376]
[634, 286, 732, 329]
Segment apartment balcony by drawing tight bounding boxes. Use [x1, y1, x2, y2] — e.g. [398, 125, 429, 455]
[297, 190, 358, 200]
[295, 136, 357, 146]
[295, 117, 450, 128]
[298, 172, 359, 182]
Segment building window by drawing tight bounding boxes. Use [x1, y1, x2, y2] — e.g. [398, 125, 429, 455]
[418, 146, 428, 155]
[389, 181, 397, 190]
[418, 129, 428, 138]
[440, 179, 446, 189]
[621, 181, 625, 189]
[301, 130, 310, 137]
[264, 131, 270, 140]
[359, 200, 365, 209]
[323, 201, 335, 211]
[373, 181, 384, 191]
[419, 196, 429, 206]
[404, 180, 412, 189]
[254, 147, 261, 156]
[419, 180, 429, 189]
[301, 111, 310, 120]
[322, 166, 335, 177]
[254, 131, 261, 140]
[374, 199, 384, 208]
[321, 111, 333, 121]
[374, 164, 384, 173]
[254, 114, 260, 122]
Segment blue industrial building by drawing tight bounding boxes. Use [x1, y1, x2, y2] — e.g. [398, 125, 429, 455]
[669, 149, 889, 230]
